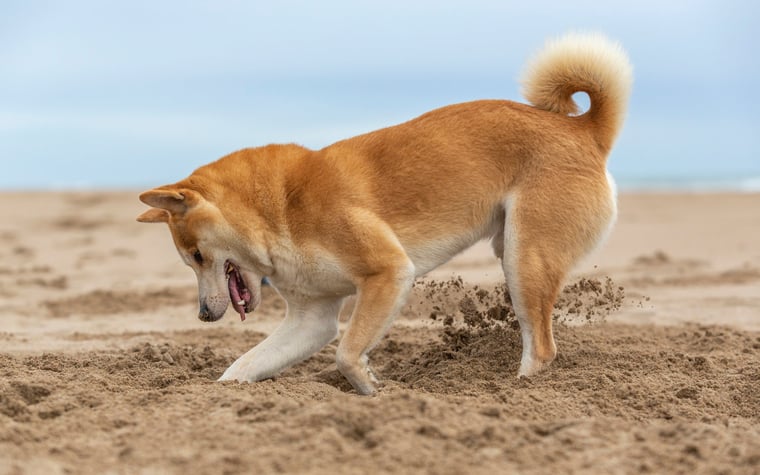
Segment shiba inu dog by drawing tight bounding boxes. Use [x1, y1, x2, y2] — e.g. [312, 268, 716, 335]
[137, 33, 632, 395]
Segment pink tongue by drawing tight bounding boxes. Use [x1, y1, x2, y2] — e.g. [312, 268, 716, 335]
[228, 273, 247, 321]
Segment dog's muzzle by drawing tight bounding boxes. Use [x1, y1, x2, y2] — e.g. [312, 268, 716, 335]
[198, 301, 224, 322]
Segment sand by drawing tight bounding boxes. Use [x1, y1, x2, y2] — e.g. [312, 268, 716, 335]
[0, 191, 758, 474]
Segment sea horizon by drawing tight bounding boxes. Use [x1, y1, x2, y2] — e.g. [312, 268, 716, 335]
[2, 174, 759, 193]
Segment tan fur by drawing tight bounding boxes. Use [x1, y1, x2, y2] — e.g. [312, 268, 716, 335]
[138, 33, 632, 395]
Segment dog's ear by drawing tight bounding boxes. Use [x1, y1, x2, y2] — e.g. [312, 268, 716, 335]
[138, 187, 202, 215]
[136, 208, 170, 223]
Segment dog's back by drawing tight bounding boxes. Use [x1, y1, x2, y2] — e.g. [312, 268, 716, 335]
[300, 34, 632, 270]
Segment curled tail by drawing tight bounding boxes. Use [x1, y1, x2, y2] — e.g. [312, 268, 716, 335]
[521, 32, 633, 153]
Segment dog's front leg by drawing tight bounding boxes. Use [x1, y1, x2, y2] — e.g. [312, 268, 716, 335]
[218, 296, 342, 383]
[336, 262, 415, 395]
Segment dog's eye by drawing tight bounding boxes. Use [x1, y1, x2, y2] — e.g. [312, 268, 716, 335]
[193, 250, 204, 265]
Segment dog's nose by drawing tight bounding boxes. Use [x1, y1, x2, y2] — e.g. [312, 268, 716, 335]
[198, 302, 212, 322]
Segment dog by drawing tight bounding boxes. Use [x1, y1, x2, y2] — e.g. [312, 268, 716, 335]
[137, 33, 632, 395]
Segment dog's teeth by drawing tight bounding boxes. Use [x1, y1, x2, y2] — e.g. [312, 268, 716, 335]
[237, 300, 245, 306]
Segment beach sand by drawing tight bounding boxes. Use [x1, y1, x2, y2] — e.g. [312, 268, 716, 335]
[1, 191, 758, 474]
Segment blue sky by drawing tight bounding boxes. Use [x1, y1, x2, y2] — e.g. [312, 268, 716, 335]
[1, 1, 758, 189]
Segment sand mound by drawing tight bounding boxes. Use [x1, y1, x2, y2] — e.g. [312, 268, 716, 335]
[2, 322, 758, 474]
[2, 276, 758, 474]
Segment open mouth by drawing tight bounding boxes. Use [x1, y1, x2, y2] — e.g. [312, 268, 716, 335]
[225, 260, 253, 321]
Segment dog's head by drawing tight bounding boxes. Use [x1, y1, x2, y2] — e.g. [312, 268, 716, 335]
[136, 184, 266, 322]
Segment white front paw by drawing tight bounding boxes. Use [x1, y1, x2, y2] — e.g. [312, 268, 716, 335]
[217, 360, 250, 382]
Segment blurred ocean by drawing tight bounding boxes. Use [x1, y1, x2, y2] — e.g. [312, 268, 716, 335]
[615, 176, 760, 193]
[1, 168, 758, 193]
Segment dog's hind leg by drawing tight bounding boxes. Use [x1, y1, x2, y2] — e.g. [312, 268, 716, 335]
[504, 249, 563, 378]
[502, 185, 616, 377]
[501, 193, 566, 377]
[218, 296, 342, 383]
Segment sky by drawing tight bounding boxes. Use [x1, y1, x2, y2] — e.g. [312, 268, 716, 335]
[1, 0, 758, 189]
